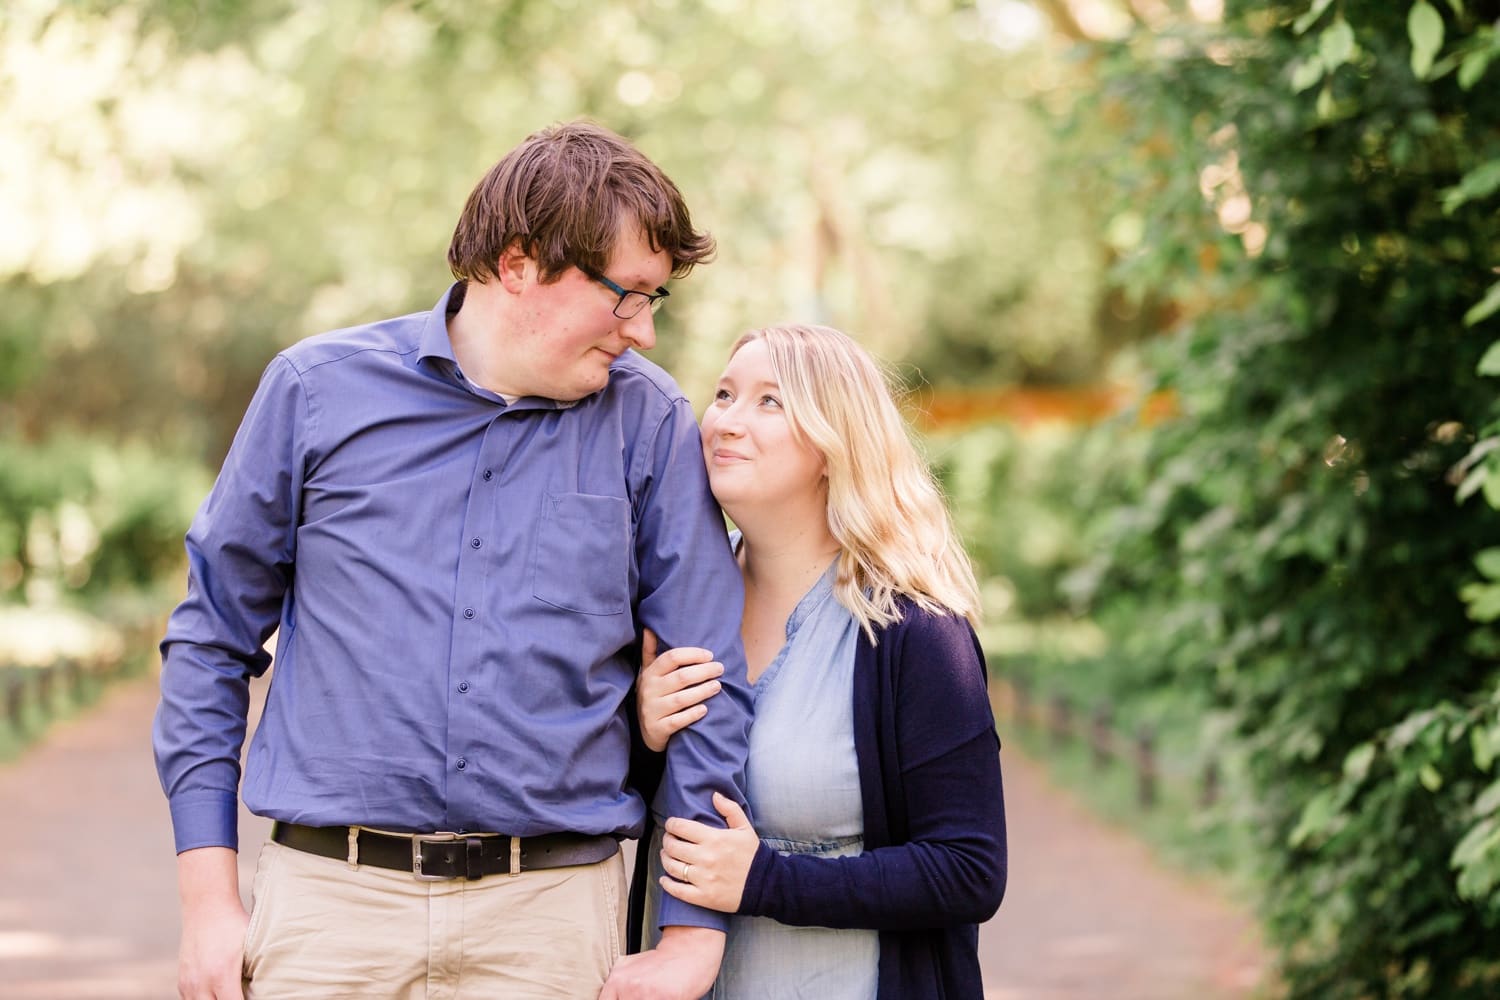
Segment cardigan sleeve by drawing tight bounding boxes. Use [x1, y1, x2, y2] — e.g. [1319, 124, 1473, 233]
[737, 611, 1008, 930]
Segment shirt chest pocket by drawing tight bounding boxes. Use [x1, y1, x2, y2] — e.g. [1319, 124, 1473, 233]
[531, 492, 631, 616]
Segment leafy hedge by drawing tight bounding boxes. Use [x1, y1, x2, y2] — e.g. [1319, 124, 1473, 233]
[0, 436, 209, 603]
[1000, 2, 1500, 995]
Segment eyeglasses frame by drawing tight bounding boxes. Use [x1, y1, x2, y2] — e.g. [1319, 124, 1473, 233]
[582, 268, 670, 319]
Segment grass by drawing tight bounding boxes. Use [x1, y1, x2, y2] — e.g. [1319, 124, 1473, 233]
[989, 655, 1263, 903]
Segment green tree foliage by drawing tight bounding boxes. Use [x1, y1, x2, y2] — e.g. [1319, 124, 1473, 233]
[0, 0, 1108, 463]
[0, 0, 1129, 616]
[1051, 1, 1500, 994]
[0, 436, 209, 601]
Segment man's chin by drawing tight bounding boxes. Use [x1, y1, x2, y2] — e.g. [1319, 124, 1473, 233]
[558, 370, 611, 401]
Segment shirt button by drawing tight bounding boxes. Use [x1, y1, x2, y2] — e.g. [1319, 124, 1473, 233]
[456, 757, 467, 771]
[458, 681, 470, 693]
[470, 537, 482, 549]
[482, 470, 493, 481]
[463, 608, 475, 620]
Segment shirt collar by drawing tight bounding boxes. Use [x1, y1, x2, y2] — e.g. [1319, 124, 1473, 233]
[416, 281, 464, 367]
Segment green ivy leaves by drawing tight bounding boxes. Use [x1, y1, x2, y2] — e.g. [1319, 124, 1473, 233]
[1409, 2, 1446, 79]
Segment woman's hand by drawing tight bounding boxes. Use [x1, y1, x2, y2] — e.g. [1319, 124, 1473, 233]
[637, 629, 724, 753]
[659, 792, 759, 913]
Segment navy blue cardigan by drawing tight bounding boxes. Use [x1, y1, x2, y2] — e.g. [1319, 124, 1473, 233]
[628, 601, 1007, 999]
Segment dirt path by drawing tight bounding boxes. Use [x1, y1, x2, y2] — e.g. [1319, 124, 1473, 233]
[977, 743, 1270, 998]
[0, 677, 271, 999]
[0, 677, 1271, 998]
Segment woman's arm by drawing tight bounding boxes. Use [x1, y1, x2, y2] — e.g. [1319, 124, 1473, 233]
[661, 612, 1007, 931]
[735, 730, 1005, 929]
[662, 732, 1006, 929]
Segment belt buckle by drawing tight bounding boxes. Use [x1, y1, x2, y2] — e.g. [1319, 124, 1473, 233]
[412, 831, 462, 882]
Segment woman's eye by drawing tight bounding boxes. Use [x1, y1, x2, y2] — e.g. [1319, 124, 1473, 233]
[713, 388, 732, 402]
[760, 395, 782, 408]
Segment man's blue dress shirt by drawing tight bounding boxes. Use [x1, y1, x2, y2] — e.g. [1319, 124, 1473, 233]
[153, 283, 753, 930]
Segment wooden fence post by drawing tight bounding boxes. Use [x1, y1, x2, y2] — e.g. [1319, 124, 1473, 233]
[1200, 758, 1220, 808]
[1090, 705, 1112, 768]
[1049, 693, 1072, 748]
[4, 670, 25, 730]
[58, 658, 81, 705]
[1135, 725, 1157, 808]
[36, 665, 56, 713]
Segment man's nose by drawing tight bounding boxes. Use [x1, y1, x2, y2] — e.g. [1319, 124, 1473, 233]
[620, 308, 656, 351]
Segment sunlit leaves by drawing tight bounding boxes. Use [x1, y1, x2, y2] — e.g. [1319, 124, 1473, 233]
[1319, 19, 1356, 69]
[1290, 786, 1344, 847]
[1475, 727, 1500, 774]
[1291, 56, 1324, 91]
[1408, 1, 1445, 79]
[1441, 161, 1500, 217]
[1464, 282, 1500, 328]
[1345, 742, 1377, 781]
[1457, 29, 1499, 90]
[0, 0, 1115, 456]
[1453, 816, 1500, 901]
[1454, 762, 1500, 904]
[1461, 549, 1500, 622]
[1292, 0, 1337, 35]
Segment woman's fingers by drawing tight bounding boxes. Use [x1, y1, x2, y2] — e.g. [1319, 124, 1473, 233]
[657, 838, 712, 878]
[671, 659, 726, 686]
[658, 844, 691, 878]
[642, 649, 720, 684]
[662, 818, 715, 844]
[712, 792, 752, 830]
[638, 654, 722, 751]
[658, 874, 712, 908]
[662, 677, 722, 712]
[640, 638, 716, 752]
[657, 827, 748, 914]
[644, 704, 709, 750]
[660, 704, 709, 736]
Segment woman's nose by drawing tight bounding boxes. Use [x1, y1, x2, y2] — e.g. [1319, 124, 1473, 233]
[711, 404, 745, 437]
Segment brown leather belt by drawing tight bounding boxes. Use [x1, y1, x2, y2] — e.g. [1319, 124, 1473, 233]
[271, 822, 619, 881]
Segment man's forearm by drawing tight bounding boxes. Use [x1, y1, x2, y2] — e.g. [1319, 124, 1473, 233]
[178, 846, 242, 908]
[655, 924, 725, 959]
[600, 924, 724, 999]
[176, 846, 250, 1000]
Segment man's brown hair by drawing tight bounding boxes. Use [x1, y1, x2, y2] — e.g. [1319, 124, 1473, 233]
[448, 121, 715, 284]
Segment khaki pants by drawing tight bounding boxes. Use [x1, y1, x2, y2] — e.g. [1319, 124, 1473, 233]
[242, 839, 626, 999]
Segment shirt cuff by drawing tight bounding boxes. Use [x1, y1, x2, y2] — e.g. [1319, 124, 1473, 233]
[657, 891, 731, 933]
[168, 789, 241, 854]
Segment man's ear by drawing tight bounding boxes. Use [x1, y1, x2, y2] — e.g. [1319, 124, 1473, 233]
[497, 241, 532, 293]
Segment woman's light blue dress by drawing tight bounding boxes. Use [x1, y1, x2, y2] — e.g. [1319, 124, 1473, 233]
[648, 556, 878, 999]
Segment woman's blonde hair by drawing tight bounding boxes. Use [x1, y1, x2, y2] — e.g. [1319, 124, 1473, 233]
[732, 324, 981, 640]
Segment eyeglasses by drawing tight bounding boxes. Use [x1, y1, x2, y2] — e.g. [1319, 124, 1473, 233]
[584, 269, 670, 319]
